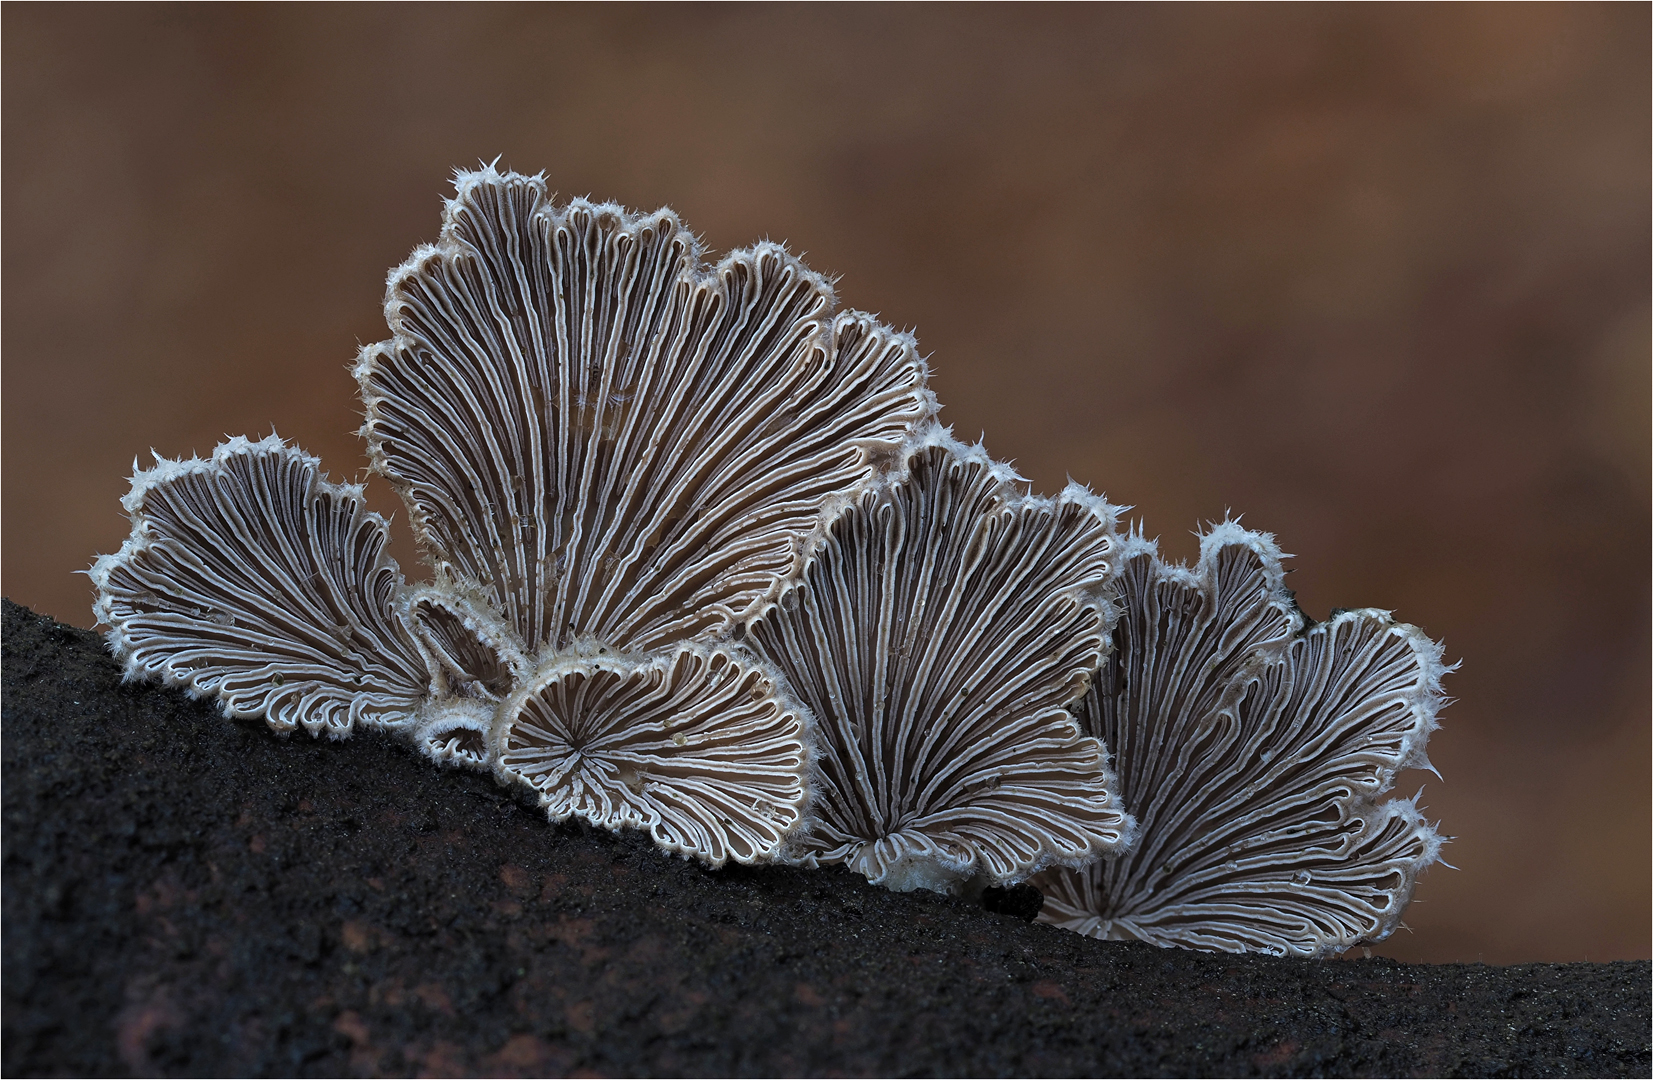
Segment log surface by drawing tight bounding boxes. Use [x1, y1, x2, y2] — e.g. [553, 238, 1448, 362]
[4, 599, 1646, 1078]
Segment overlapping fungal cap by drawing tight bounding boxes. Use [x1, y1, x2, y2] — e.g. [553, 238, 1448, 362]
[90, 436, 429, 738]
[497, 644, 810, 866]
[746, 431, 1135, 893]
[355, 164, 934, 656]
[348, 165, 934, 862]
[1033, 522, 1449, 957]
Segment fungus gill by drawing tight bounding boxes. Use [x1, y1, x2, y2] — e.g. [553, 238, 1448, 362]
[746, 431, 1135, 893]
[93, 164, 936, 866]
[90, 436, 430, 739]
[1031, 522, 1449, 956]
[90, 162, 1450, 951]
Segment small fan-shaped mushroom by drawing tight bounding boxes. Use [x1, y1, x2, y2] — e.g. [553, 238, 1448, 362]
[745, 433, 1135, 893]
[408, 589, 521, 700]
[418, 702, 495, 769]
[90, 435, 429, 737]
[1033, 522, 1449, 957]
[403, 587, 527, 768]
[356, 164, 936, 656]
[496, 645, 809, 866]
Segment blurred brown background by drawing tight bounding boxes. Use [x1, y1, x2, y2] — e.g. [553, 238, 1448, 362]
[4, 5, 1646, 964]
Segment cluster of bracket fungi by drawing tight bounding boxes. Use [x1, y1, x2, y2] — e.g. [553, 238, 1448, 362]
[92, 165, 1449, 958]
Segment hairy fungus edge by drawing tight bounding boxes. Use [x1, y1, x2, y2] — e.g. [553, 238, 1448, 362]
[89, 435, 429, 740]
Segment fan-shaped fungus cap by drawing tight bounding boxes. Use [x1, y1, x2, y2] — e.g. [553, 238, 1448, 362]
[91, 165, 939, 869]
[494, 644, 810, 867]
[343, 165, 939, 861]
[90, 436, 430, 737]
[745, 430, 1136, 893]
[355, 164, 936, 657]
[1033, 521, 1450, 957]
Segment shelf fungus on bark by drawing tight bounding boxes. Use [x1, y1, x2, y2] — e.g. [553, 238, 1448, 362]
[90, 436, 431, 738]
[356, 165, 934, 656]
[92, 164, 935, 866]
[745, 432, 1137, 894]
[1032, 521, 1450, 957]
[88, 161, 1455, 921]
[497, 645, 810, 866]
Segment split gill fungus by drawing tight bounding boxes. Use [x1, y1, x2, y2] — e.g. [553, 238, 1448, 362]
[91, 163, 1450, 957]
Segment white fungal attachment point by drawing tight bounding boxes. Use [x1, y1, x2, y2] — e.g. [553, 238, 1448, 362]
[495, 645, 810, 867]
[403, 587, 526, 769]
[1033, 522, 1450, 957]
[90, 436, 430, 738]
[747, 432, 1136, 894]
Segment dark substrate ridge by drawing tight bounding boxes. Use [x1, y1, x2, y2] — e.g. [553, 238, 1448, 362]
[3, 598, 1647, 1079]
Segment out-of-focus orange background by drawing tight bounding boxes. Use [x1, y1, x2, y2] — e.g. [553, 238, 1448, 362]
[5, 6, 1646, 964]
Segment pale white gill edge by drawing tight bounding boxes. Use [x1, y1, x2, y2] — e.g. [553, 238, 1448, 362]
[486, 638, 821, 866]
[88, 433, 432, 739]
[741, 421, 1138, 878]
[350, 163, 941, 595]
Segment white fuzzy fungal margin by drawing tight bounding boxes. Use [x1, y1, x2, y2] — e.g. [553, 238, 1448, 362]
[89, 162, 1452, 941]
[746, 428, 1136, 893]
[1033, 523, 1450, 956]
[91, 435, 430, 738]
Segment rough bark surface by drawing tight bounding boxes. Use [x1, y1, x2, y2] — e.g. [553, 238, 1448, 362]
[4, 598, 1647, 1078]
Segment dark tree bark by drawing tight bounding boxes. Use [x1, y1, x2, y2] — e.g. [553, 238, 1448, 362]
[4, 599, 1646, 1078]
